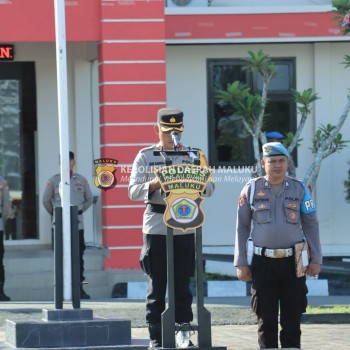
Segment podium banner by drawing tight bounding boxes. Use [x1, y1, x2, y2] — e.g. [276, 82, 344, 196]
[155, 165, 212, 232]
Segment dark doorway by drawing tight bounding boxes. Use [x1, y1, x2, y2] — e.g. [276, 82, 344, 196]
[0, 62, 37, 239]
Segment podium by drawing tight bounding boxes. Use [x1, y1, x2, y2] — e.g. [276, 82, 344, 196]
[153, 150, 226, 350]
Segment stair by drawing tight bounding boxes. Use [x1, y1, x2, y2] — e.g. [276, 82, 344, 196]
[3, 247, 112, 301]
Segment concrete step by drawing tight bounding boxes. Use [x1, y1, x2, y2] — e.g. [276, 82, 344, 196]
[4, 247, 106, 273]
[2, 247, 110, 301]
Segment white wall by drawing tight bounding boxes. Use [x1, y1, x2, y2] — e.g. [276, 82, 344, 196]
[166, 42, 350, 257]
[8, 42, 100, 246]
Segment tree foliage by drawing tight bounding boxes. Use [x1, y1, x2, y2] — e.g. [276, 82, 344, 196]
[331, 0, 350, 35]
[344, 161, 350, 203]
[218, 49, 350, 191]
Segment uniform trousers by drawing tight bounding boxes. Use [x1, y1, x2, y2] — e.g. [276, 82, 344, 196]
[140, 233, 195, 325]
[0, 231, 5, 285]
[251, 254, 308, 349]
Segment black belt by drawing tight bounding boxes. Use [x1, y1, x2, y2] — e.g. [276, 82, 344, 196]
[146, 203, 166, 214]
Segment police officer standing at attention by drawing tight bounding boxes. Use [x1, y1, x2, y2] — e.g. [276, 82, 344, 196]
[128, 108, 214, 348]
[43, 151, 93, 299]
[0, 176, 11, 301]
[234, 142, 322, 349]
[266, 131, 296, 178]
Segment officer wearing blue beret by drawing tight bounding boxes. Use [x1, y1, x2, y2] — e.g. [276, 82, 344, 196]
[266, 131, 296, 177]
[234, 142, 322, 349]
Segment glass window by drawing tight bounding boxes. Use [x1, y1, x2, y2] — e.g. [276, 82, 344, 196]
[0, 62, 37, 239]
[207, 58, 296, 167]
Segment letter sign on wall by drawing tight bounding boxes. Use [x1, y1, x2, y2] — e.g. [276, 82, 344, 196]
[0, 44, 14, 61]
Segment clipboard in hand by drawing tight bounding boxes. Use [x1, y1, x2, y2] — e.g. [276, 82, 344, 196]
[294, 239, 310, 278]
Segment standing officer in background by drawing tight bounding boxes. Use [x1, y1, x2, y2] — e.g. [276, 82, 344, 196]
[43, 151, 93, 299]
[0, 176, 11, 301]
[128, 108, 215, 348]
[234, 142, 322, 349]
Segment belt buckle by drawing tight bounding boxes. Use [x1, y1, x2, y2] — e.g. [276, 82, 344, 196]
[274, 249, 285, 258]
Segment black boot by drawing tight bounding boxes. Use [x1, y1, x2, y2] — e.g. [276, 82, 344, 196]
[0, 284, 10, 302]
[80, 286, 90, 300]
[148, 322, 162, 348]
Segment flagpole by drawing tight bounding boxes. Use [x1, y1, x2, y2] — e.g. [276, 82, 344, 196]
[54, 0, 72, 301]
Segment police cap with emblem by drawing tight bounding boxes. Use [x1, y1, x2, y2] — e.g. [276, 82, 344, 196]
[262, 142, 289, 158]
[157, 108, 184, 132]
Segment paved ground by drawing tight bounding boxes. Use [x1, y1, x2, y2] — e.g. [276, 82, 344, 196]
[0, 296, 349, 349]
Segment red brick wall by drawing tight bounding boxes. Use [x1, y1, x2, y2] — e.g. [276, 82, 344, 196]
[98, 0, 166, 269]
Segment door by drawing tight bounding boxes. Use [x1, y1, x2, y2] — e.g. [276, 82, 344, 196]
[0, 62, 37, 239]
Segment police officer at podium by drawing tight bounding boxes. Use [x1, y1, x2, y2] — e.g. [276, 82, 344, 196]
[128, 108, 215, 348]
[234, 142, 322, 349]
[43, 151, 93, 299]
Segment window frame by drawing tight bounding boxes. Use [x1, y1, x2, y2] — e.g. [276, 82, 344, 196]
[207, 57, 296, 168]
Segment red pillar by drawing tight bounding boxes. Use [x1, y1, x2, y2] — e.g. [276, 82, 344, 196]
[99, 0, 166, 269]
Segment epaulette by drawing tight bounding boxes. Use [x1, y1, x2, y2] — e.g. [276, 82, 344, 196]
[139, 145, 157, 154]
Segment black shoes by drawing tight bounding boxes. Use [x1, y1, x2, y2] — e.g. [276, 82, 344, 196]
[80, 288, 90, 299]
[0, 290, 10, 302]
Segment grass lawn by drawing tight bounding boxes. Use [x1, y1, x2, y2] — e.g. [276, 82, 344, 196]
[306, 305, 350, 314]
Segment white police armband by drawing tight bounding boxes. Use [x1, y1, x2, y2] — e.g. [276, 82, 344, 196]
[300, 182, 317, 214]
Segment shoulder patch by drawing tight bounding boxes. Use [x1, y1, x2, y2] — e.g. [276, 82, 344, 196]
[300, 181, 317, 214]
[239, 194, 247, 207]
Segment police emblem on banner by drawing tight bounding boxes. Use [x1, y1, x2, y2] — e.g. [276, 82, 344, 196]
[155, 165, 212, 232]
[94, 158, 118, 191]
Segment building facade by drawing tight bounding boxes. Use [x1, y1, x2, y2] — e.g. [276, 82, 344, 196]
[1, 0, 349, 273]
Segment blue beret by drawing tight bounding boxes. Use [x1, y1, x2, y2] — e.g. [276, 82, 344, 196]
[266, 131, 284, 140]
[262, 142, 289, 158]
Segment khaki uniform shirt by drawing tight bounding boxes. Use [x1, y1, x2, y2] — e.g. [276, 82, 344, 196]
[234, 176, 322, 266]
[0, 177, 10, 231]
[42, 173, 93, 230]
[128, 145, 215, 235]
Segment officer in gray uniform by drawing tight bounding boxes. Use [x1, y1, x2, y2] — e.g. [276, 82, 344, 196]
[0, 176, 11, 301]
[252, 131, 296, 178]
[128, 108, 214, 348]
[266, 131, 296, 177]
[43, 151, 93, 299]
[234, 142, 322, 349]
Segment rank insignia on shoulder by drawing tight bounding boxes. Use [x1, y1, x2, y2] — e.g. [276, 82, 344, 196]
[256, 190, 266, 197]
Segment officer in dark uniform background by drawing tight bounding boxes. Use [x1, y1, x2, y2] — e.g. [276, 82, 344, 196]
[42, 151, 93, 299]
[0, 176, 11, 301]
[234, 142, 322, 349]
[128, 108, 215, 348]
